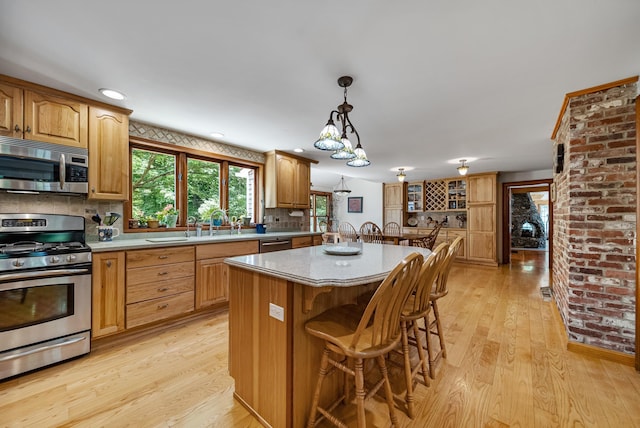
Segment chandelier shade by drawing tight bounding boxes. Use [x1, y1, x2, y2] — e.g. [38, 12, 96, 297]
[314, 76, 369, 167]
[314, 119, 344, 151]
[346, 142, 370, 167]
[330, 137, 356, 160]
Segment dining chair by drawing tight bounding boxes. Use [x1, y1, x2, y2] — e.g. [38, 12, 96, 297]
[305, 252, 424, 428]
[425, 235, 463, 378]
[383, 221, 401, 236]
[359, 221, 384, 244]
[411, 223, 443, 250]
[338, 222, 358, 242]
[396, 242, 449, 418]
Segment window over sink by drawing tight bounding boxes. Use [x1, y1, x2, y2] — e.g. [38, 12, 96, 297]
[127, 139, 259, 230]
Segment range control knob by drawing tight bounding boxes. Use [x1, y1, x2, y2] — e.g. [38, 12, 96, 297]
[12, 259, 25, 267]
[66, 254, 77, 262]
[49, 256, 61, 263]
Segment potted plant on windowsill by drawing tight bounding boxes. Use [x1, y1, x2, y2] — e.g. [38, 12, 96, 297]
[156, 204, 179, 228]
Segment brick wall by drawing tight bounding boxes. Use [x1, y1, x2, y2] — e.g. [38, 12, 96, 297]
[552, 82, 637, 353]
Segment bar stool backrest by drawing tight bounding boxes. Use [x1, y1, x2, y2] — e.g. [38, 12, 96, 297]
[351, 252, 423, 350]
[433, 236, 463, 298]
[406, 242, 450, 315]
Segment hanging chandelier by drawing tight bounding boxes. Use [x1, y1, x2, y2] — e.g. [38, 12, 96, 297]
[333, 175, 351, 196]
[396, 168, 406, 182]
[314, 76, 370, 167]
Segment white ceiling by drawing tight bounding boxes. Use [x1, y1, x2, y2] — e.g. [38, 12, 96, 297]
[1, 1, 639, 188]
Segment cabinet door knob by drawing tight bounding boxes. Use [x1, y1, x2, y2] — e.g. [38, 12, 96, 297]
[106, 260, 112, 267]
[25, 125, 31, 133]
[14, 124, 21, 132]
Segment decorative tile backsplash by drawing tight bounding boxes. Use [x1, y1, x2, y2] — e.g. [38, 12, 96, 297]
[129, 121, 264, 163]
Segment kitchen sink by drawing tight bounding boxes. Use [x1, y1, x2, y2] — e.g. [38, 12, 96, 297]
[145, 237, 189, 242]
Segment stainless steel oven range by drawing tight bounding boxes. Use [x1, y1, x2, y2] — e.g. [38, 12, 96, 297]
[0, 214, 92, 380]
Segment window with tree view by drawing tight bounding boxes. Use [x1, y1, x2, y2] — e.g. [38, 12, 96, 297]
[129, 141, 258, 229]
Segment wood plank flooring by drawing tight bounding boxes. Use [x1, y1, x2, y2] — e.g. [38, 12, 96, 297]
[1, 252, 639, 427]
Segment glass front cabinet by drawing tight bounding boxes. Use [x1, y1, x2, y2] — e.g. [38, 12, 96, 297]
[406, 181, 424, 212]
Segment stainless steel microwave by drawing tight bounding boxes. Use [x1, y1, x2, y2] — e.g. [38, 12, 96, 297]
[0, 136, 88, 195]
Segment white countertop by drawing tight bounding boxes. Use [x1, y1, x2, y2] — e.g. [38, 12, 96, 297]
[88, 231, 320, 252]
[224, 243, 431, 288]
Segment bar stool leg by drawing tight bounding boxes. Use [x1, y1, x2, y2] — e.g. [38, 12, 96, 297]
[307, 347, 330, 428]
[412, 318, 430, 387]
[354, 358, 366, 428]
[400, 319, 416, 418]
[432, 300, 447, 358]
[377, 355, 399, 427]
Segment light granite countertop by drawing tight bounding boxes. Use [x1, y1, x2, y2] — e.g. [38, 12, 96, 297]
[88, 231, 321, 252]
[224, 242, 431, 288]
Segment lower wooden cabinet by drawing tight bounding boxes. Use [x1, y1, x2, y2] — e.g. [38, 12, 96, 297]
[125, 246, 195, 328]
[195, 240, 259, 309]
[292, 235, 313, 248]
[92, 251, 126, 338]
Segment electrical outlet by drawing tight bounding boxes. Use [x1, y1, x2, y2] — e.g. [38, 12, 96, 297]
[269, 303, 285, 322]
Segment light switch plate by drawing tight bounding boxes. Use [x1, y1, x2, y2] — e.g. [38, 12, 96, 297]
[269, 303, 284, 322]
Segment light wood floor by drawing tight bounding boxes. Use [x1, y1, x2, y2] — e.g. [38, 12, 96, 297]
[1, 255, 639, 427]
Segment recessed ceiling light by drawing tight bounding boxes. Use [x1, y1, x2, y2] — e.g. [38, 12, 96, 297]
[210, 132, 225, 139]
[293, 148, 304, 153]
[98, 88, 126, 100]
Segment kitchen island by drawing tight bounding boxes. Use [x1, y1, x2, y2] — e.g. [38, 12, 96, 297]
[225, 243, 431, 428]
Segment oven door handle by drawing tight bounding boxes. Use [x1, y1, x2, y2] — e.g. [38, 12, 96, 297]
[0, 268, 91, 282]
[0, 335, 87, 362]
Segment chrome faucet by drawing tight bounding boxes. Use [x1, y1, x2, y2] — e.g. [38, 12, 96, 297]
[185, 216, 197, 237]
[210, 210, 227, 236]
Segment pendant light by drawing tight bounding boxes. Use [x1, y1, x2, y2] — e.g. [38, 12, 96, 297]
[333, 175, 351, 196]
[457, 159, 469, 176]
[396, 168, 406, 182]
[315, 76, 370, 167]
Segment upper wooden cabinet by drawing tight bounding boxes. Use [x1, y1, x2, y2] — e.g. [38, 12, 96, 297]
[0, 81, 88, 148]
[384, 182, 405, 209]
[467, 173, 496, 204]
[406, 181, 424, 212]
[265, 151, 316, 209]
[25, 90, 88, 148]
[88, 106, 130, 200]
[383, 182, 406, 226]
[0, 82, 22, 138]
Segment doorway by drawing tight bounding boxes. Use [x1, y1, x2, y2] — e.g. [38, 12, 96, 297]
[501, 179, 553, 272]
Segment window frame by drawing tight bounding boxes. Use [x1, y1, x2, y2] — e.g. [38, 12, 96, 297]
[309, 191, 332, 232]
[125, 137, 263, 232]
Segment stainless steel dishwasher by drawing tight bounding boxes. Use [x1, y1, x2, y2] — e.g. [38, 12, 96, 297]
[259, 238, 293, 253]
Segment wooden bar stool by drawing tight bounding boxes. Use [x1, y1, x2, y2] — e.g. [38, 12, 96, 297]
[396, 242, 449, 418]
[425, 236, 463, 378]
[305, 252, 424, 428]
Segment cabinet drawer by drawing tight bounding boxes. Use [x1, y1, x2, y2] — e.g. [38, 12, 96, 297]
[127, 277, 195, 304]
[127, 246, 195, 268]
[292, 236, 313, 248]
[126, 291, 195, 329]
[196, 240, 258, 260]
[127, 261, 194, 285]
